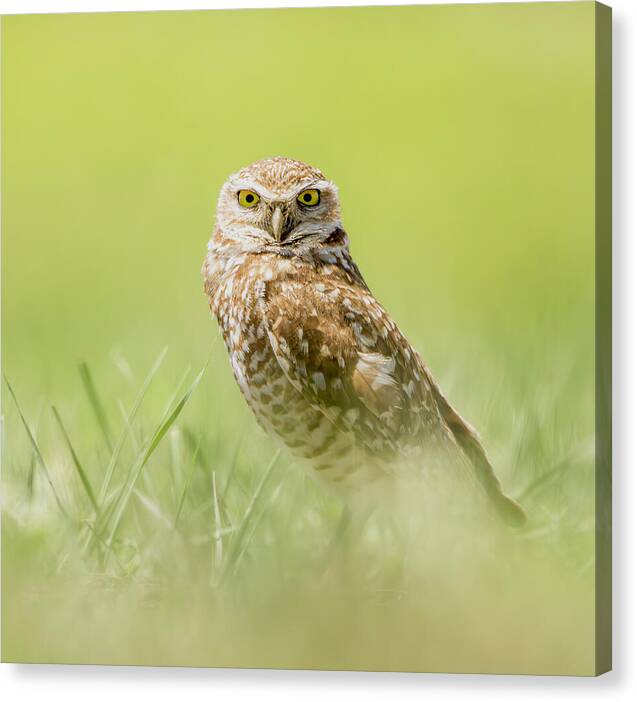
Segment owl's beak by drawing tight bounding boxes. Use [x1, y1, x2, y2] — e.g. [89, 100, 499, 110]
[271, 206, 284, 242]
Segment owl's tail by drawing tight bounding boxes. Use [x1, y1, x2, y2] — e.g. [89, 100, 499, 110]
[432, 385, 527, 528]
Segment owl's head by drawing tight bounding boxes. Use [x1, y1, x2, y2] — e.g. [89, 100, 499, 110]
[216, 157, 342, 249]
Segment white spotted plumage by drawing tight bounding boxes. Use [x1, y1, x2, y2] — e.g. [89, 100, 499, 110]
[203, 157, 526, 525]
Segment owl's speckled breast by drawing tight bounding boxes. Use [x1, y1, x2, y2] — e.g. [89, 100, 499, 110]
[204, 245, 381, 492]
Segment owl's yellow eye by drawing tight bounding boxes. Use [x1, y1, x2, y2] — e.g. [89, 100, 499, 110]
[297, 189, 320, 207]
[238, 190, 260, 208]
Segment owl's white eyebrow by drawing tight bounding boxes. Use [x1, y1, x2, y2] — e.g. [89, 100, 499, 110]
[229, 181, 275, 199]
[302, 179, 331, 193]
[229, 179, 332, 201]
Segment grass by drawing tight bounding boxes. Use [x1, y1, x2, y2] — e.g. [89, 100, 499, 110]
[1, 341, 596, 674]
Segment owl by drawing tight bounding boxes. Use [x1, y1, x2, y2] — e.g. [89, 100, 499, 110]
[202, 157, 525, 526]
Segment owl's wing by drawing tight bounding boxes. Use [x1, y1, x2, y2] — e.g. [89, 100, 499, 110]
[261, 274, 526, 525]
[260, 276, 448, 458]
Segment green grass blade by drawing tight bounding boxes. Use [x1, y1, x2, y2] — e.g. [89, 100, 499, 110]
[220, 448, 281, 583]
[96, 347, 168, 508]
[26, 453, 36, 497]
[104, 367, 206, 558]
[158, 365, 191, 424]
[174, 434, 202, 527]
[211, 470, 223, 572]
[133, 489, 172, 528]
[3, 376, 68, 518]
[143, 370, 204, 462]
[231, 481, 283, 578]
[51, 405, 98, 512]
[84, 349, 169, 554]
[221, 428, 247, 502]
[78, 362, 114, 452]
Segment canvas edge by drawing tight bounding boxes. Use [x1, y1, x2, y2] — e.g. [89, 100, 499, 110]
[594, 0, 612, 678]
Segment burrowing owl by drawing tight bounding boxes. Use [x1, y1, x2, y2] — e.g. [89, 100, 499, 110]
[203, 157, 525, 525]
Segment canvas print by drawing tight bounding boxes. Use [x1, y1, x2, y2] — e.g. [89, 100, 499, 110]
[1, 1, 611, 675]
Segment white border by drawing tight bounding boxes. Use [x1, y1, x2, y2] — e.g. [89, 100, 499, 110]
[1, 1, 634, 700]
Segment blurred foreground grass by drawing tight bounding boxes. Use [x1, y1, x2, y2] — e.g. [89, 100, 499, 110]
[1, 337, 595, 674]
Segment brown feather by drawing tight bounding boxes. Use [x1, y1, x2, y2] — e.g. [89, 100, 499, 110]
[202, 157, 527, 521]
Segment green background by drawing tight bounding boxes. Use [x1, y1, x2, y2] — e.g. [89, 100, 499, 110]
[2, 3, 599, 673]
